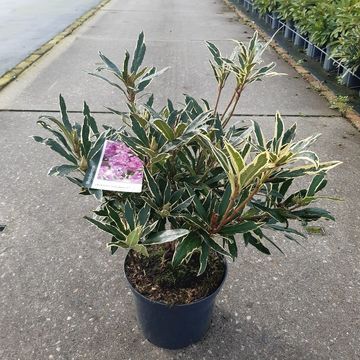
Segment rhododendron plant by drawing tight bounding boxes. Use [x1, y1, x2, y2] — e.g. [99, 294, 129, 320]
[34, 32, 340, 273]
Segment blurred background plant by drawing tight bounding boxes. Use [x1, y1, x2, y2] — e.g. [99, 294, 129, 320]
[330, 95, 351, 116]
[251, 0, 360, 73]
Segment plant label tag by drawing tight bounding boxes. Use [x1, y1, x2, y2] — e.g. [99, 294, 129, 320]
[83, 140, 143, 193]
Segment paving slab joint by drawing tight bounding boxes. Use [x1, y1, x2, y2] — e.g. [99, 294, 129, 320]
[223, 0, 360, 131]
[0, 0, 111, 92]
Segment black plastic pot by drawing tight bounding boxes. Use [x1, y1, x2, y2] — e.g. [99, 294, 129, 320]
[306, 43, 322, 59]
[323, 45, 334, 72]
[124, 256, 227, 349]
[271, 13, 279, 30]
[341, 70, 360, 88]
[294, 28, 305, 47]
[265, 12, 272, 25]
[284, 20, 294, 39]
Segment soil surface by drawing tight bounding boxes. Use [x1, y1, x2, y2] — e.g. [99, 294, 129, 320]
[124, 245, 226, 305]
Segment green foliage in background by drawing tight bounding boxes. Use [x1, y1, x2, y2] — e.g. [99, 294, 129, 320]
[252, 0, 360, 71]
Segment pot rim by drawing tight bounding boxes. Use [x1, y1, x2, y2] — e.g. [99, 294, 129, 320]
[124, 252, 228, 307]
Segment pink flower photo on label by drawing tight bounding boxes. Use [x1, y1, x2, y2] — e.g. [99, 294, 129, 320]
[96, 141, 143, 184]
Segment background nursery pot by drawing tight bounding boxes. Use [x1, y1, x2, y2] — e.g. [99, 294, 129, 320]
[125, 253, 228, 349]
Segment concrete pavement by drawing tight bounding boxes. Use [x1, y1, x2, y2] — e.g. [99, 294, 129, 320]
[0, 0, 359, 359]
[0, 0, 104, 76]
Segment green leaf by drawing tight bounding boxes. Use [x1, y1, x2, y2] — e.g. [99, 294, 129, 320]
[185, 185, 207, 220]
[132, 244, 149, 257]
[106, 205, 125, 231]
[131, 31, 146, 73]
[276, 161, 341, 178]
[151, 153, 170, 165]
[171, 195, 194, 213]
[48, 164, 78, 176]
[146, 94, 154, 107]
[170, 190, 185, 203]
[137, 67, 169, 92]
[292, 208, 335, 221]
[206, 41, 222, 66]
[198, 243, 210, 275]
[227, 236, 238, 259]
[143, 168, 162, 205]
[84, 216, 125, 240]
[278, 179, 293, 199]
[203, 234, 232, 258]
[244, 232, 270, 255]
[143, 229, 190, 245]
[81, 117, 91, 157]
[272, 112, 284, 153]
[200, 135, 230, 172]
[163, 181, 172, 204]
[123, 50, 130, 79]
[220, 221, 261, 236]
[153, 119, 175, 140]
[138, 205, 151, 226]
[142, 221, 159, 237]
[259, 231, 285, 254]
[88, 72, 127, 96]
[126, 227, 142, 247]
[83, 101, 99, 135]
[267, 224, 306, 238]
[249, 31, 258, 52]
[172, 233, 202, 267]
[99, 51, 121, 75]
[184, 111, 211, 135]
[59, 94, 72, 132]
[282, 123, 297, 145]
[224, 140, 245, 174]
[295, 151, 319, 167]
[291, 134, 321, 153]
[218, 184, 232, 218]
[66, 176, 83, 187]
[307, 173, 326, 197]
[36, 119, 73, 153]
[42, 138, 78, 164]
[252, 202, 287, 223]
[239, 151, 269, 188]
[124, 201, 136, 230]
[252, 120, 265, 148]
[179, 213, 207, 228]
[131, 118, 149, 146]
[108, 239, 127, 253]
[88, 132, 106, 160]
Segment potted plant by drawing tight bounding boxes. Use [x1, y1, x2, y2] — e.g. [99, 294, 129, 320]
[33, 32, 340, 349]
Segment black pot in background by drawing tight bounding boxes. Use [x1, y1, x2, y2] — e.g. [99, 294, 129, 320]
[124, 256, 228, 349]
[341, 69, 360, 88]
[323, 45, 334, 72]
[294, 28, 305, 47]
[263, 13, 271, 25]
[284, 20, 294, 39]
[306, 43, 322, 60]
[271, 13, 279, 30]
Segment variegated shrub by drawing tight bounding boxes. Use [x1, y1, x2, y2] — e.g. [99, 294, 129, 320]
[34, 32, 340, 274]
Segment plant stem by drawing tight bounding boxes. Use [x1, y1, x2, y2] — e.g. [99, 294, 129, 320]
[213, 85, 223, 115]
[218, 194, 237, 228]
[222, 85, 244, 128]
[215, 181, 262, 233]
[220, 87, 239, 122]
